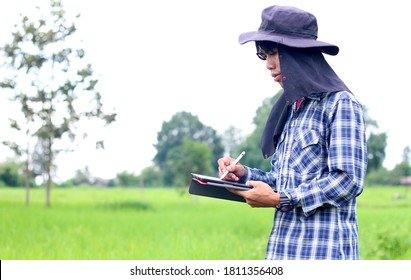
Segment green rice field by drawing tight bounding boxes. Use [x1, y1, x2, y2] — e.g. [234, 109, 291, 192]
[1, 185, 410, 260]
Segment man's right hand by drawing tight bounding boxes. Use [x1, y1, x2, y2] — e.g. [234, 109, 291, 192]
[217, 156, 246, 181]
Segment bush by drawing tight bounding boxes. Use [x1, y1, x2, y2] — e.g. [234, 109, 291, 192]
[0, 161, 25, 187]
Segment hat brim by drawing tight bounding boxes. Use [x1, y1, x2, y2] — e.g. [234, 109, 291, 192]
[239, 31, 339, 56]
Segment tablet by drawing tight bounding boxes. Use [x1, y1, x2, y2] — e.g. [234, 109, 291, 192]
[190, 173, 252, 190]
[189, 173, 251, 203]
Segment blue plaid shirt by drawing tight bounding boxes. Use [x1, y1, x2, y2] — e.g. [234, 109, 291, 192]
[242, 91, 367, 259]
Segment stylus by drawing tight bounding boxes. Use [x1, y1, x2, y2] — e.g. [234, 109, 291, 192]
[220, 151, 245, 180]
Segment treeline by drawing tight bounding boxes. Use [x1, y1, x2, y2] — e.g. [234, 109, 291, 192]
[2, 93, 411, 188]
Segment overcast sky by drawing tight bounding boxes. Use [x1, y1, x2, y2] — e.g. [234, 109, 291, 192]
[1, 0, 410, 181]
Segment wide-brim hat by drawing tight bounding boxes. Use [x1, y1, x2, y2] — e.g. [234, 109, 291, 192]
[239, 5, 339, 56]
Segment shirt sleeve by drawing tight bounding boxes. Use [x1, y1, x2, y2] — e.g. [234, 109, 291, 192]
[239, 152, 279, 191]
[287, 98, 368, 216]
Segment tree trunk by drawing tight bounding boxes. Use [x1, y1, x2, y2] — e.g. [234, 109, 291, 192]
[25, 158, 30, 207]
[45, 174, 51, 208]
[45, 136, 53, 208]
[25, 129, 31, 207]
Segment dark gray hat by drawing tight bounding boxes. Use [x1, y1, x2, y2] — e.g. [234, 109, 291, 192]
[239, 5, 339, 55]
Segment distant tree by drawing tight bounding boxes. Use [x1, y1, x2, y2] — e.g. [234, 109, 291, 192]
[116, 171, 140, 187]
[391, 161, 411, 182]
[153, 111, 223, 185]
[71, 166, 92, 186]
[390, 146, 411, 185]
[0, 0, 116, 207]
[362, 106, 388, 174]
[166, 138, 213, 188]
[364, 167, 392, 186]
[0, 160, 25, 187]
[138, 166, 163, 187]
[367, 146, 411, 187]
[366, 133, 387, 173]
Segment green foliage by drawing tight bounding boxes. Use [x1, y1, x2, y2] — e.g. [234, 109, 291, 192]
[366, 159, 411, 186]
[0, 0, 116, 206]
[365, 168, 393, 185]
[367, 132, 388, 172]
[168, 138, 213, 188]
[389, 161, 411, 185]
[139, 166, 163, 187]
[367, 230, 411, 259]
[116, 171, 140, 187]
[65, 166, 91, 186]
[0, 161, 25, 187]
[154, 111, 223, 186]
[357, 187, 411, 259]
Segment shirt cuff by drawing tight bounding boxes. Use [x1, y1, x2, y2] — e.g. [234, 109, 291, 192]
[238, 166, 251, 184]
[276, 191, 293, 212]
[285, 188, 300, 209]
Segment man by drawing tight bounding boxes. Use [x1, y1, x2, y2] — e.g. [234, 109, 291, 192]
[218, 5, 368, 259]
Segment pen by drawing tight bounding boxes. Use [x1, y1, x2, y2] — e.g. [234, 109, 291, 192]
[220, 151, 246, 180]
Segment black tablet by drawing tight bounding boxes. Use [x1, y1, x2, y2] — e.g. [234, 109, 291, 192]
[190, 173, 252, 190]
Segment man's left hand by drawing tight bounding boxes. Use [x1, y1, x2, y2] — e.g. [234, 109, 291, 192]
[229, 180, 279, 208]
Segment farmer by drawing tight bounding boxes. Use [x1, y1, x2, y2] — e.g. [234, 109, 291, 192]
[218, 5, 368, 259]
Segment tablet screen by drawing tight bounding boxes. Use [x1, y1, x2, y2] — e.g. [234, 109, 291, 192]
[191, 173, 251, 190]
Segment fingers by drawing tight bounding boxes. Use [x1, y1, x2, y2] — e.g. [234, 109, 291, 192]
[246, 180, 256, 187]
[232, 181, 278, 208]
[217, 156, 246, 181]
[226, 182, 265, 207]
[217, 156, 231, 173]
[226, 188, 254, 207]
[217, 156, 235, 180]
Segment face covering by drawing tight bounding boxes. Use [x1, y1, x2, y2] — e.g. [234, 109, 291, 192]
[260, 45, 351, 159]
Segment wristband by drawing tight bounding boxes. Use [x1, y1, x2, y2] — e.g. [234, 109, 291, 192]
[275, 191, 293, 212]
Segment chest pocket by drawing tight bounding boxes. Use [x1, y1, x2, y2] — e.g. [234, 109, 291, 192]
[289, 129, 322, 176]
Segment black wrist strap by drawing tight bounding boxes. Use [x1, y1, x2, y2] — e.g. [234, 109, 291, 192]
[276, 191, 293, 212]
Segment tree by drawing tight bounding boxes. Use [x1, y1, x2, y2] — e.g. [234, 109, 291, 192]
[166, 138, 213, 188]
[0, 160, 25, 187]
[391, 146, 411, 186]
[116, 171, 140, 187]
[71, 166, 93, 186]
[0, 0, 116, 207]
[138, 166, 163, 187]
[362, 106, 388, 173]
[366, 132, 387, 173]
[153, 111, 223, 185]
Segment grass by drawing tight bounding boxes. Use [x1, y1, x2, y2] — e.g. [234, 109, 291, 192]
[0, 187, 272, 259]
[357, 186, 411, 259]
[0, 185, 410, 260]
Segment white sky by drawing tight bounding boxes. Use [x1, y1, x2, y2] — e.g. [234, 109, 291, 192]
[1, 0, 410, 181]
